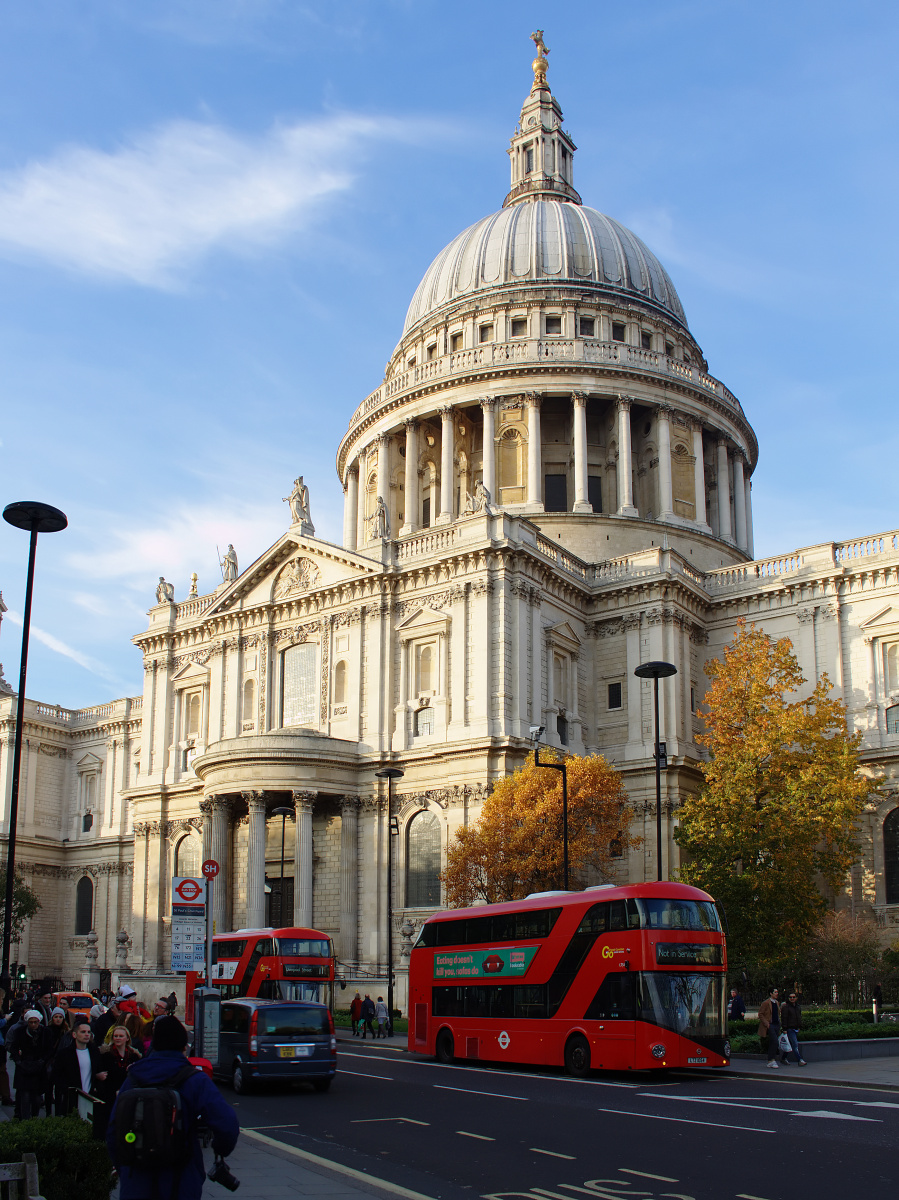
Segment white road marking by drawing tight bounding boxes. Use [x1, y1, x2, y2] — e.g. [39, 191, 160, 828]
[458, 1131, 495, 1140]
[350, 1118, 430, 1125]
[243, 1130, 438, 1200]
[597, 1107, 775, 1134]
[618, 1170, 679, 1182]
[736, 1194, 774, 1199]
[529, 1149, 575, 1160]
[412, 1060, 639, 1087]
[639, 1094, 879, 1122]
[853, 1100, 899, 1108]
[339, 1069, 395, 1080]
[341, 1052, 406, 1062]
[435, 1084, 528, 1100]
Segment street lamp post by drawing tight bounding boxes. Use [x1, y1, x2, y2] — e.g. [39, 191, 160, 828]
[272, 806, 293, 927]
[633, 660, 678, 882]
[374, 766, 404, 1036]
[531, 727, 569, 890]
[1, 501, 67, 999]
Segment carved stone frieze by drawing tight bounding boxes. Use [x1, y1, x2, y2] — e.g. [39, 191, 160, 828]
[274, 557, 322, 601]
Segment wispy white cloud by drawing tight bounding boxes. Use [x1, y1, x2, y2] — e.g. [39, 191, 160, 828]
[3, 609, 123, 687]
[0, 112, 432, 288]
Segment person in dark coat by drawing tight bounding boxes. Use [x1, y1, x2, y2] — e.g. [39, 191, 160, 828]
[44, 1008, 72, 1114]
[727, 988, 746, 1021]
[52, 1020, 107, 1118]
[7, 1011, 49, 1117]
[350, 992, 362, 1036]
[757, 987, 781, 1068]
[780, 992, 806, 1065]
[92, 997, 120, 1043]
[107, 1017, 239, 1200]
[95, 1026, 141, 1137]
[360, 994, 376, 1039]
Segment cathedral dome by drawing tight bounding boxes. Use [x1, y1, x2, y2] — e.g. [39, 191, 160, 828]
[403, 202, 688, 337]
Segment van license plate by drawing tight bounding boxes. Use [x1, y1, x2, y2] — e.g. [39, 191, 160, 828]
[279, 1046, 296, 1058]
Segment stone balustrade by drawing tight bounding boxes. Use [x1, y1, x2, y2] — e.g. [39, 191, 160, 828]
[346, 340, 743, 433]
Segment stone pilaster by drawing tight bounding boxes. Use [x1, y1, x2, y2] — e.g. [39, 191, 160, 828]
[243, 791, 267, 929]
[616, 396, 638, 516]
[572, 392, 591, 512]
[292, 790, 315, 928]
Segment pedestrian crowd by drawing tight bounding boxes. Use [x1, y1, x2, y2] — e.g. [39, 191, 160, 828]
[0, 981, 179, 1127]
[349, 991, 392, 1038]
[728, 985, 808, 1068]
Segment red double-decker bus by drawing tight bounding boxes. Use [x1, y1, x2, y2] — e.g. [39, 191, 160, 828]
[407, 882, 728, 1074]
[209, 926, 336, 1006]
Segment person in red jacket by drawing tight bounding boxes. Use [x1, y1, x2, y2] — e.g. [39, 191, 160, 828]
[349, 992, 362, 1037]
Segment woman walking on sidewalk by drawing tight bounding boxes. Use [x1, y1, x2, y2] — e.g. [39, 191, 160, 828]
[375, 997, 389, 1038]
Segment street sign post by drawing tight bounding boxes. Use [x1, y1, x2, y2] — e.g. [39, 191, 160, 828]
[202, 860, 219, 986]
[171, 877, 206, 973]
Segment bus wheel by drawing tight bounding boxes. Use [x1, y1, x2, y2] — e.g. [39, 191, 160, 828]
[435, 1030, 455, 1064]
[564, 1035, 591, 1078]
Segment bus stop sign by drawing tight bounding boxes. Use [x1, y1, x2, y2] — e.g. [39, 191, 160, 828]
[202, 860, 220, 879]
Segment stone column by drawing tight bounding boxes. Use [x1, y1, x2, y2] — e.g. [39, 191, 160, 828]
[691, 421, 708, 528]
[339, 796, 359, 963]
[733, 451, 748, 550]
[616, 396, 638, 516]
[206, 797, 232, 935]
[745, 475, 755, 558]
[656, 405, 674, 518]
[438, 406, 454, 522]
[292, 790, 315, 928]
[243, 791, 267, 929]
[357, 449, 369, 542]
[343, 464, 359, 551]
[400, 420, 419, 536]
[376, 434, 390, 511]
[572, 392, 591, 512]
[480, 398, 496, 500]
[716, 439, 733, 541]
[526, 393, 543, 509]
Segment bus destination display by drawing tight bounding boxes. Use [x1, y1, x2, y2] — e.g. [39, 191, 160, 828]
[655, 942, 722, 966]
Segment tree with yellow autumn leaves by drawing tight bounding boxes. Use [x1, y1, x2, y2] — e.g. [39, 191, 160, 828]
[441, 752, 638, 907]
[675, 619, 870, 967]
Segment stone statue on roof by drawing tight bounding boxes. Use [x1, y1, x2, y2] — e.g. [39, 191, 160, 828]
[221, 545, 238, 583]
[155, 577, 175, 604]
[283, 476, 315, 536]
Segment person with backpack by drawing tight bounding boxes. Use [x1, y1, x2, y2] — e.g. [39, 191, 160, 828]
[108, 1016, 239, 1200]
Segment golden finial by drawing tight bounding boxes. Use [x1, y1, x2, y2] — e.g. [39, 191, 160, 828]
[530, 29, 550, 89]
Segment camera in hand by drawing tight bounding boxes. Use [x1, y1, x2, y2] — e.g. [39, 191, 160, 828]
[208, 1156, 240, 1191]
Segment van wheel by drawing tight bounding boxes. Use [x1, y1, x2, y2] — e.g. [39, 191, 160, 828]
[564, 1035, 591, 1078]
[232, 1062, 250, 1094]
[435, 1030, 455, 1064]
[312, 1077, 332, 1093]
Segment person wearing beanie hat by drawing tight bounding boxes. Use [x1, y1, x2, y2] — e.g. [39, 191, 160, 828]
[7, 1011, 48, 1118]
[108, 1015, 239, 1200]
[90, 1003, 106, 1020]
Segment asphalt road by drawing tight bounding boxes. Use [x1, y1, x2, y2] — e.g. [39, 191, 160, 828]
[229, 1042, 899, 1200]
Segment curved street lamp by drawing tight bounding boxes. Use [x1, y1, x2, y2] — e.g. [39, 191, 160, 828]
[374, 765, 404, 1035]
[633, 660, 678, 882]
[1, 501, 68, 998]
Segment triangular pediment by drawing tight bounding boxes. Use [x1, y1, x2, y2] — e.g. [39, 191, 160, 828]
[76, 752, 102, 771]
[547, 620, 581, 650]
[205, 531, 382, 616]
[172, 660, 210, 684]
[397, 605, 447, 631]
[861, 605, 895, 629]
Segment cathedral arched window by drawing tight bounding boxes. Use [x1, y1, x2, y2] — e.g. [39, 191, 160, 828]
[887, 705, 899, 735]
[406, 810, 441, 907]
[885, 809, 899, 904]
[175, 834, 201, 879]
[415, 644, 434, 695]
[242, 678, 255, 730]
[334, 660, 347, 705]
[413, 707, 434, 738]
[75, 876, 93, 935]
[886, 646, 899, 695]
[187, 693, 201, 738]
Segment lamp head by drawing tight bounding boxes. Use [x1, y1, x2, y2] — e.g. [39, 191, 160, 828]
[375, 767, 405, 781]
[3, 501, 68, 534]
[633, 660, 678, 680]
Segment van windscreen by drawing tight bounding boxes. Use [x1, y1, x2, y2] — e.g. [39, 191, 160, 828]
[257, 1007, 329, 1036]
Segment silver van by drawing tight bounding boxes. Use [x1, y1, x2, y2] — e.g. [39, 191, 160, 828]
[215, 998, 337, 1093]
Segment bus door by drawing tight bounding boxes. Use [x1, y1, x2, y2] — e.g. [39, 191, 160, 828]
[576, 899, 637, 1068]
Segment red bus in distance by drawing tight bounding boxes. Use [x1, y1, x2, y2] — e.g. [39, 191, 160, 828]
[209, 926, 336, 1006]
[407, 881, 728, 1075]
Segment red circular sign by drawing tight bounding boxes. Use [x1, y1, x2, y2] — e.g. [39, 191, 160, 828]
[175, 878, 203, 902]
[202, 859, 220, 880]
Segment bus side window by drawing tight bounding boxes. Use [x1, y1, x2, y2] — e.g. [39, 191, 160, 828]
[584, 973, 636, 1021]
[577, 903, 608, 934]
[514, 984, 547, 1019]
[608, 901, 627, 932]
[492, 914, 515, 942]
[257, 980, 281, 1000]
[626, 899, 641, 929]
[467, 916, 492, 944]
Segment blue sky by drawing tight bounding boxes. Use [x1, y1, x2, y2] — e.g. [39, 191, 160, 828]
[0, 0, 897, 708]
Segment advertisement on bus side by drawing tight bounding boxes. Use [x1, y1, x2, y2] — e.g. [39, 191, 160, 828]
[433, 946, 539, 979]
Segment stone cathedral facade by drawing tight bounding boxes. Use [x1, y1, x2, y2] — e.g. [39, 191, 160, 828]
[3, 53, 899, 997]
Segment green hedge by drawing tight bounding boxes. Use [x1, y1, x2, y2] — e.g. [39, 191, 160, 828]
[731, 1021, 899, 1053]
[334, 1010, 408, 1033]
[0, 1115, 115, 1200]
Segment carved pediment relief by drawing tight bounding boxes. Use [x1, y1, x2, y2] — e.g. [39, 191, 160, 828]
[273, 556, 322, 601]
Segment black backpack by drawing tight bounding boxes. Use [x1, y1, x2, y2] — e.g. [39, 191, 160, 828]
[114, 1064, 198, 1170]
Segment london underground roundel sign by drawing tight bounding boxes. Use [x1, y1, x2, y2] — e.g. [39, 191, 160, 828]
[202, 859, 220, 880]
[175, 878, 203, 903]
